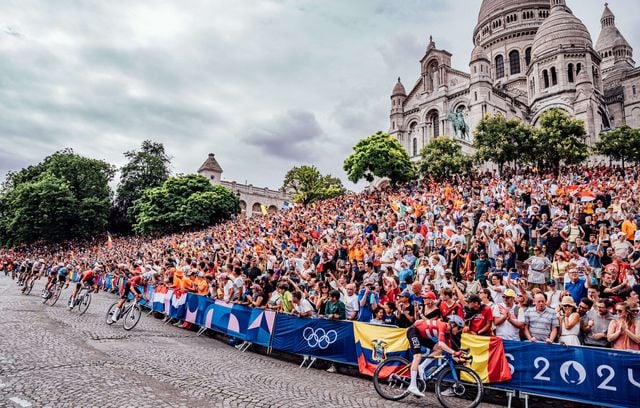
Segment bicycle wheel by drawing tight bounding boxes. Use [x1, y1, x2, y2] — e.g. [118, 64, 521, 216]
[24, 280, 34, 295]
[105, 303, 118, 325]
[50, 285, 62, 306]
[78, 291, 91, 315]
[372, 356, 413, 401]
[123, 304, 141, 331]
[42, 288, 50, 304]
[435, 365, 483, 408]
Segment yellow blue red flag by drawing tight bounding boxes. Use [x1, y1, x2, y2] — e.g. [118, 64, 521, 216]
[353, 322, 411, 376]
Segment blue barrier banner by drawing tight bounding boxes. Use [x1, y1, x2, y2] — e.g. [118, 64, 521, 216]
[169, 291, 187, 319]
[271, 315, 357, 366]
[501, 340, 640, 408]
[211, 301, 253, 340]
[195, 296, 214, 327]
[245, 308, 276, 347]
[104, 274, 113, 290]
[184, 293, 200, 323]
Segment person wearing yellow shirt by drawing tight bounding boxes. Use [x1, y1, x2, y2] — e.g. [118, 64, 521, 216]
[621, 214, 638, 242]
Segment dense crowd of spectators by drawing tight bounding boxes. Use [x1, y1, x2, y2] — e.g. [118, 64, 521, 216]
[2, 164, 640, 351]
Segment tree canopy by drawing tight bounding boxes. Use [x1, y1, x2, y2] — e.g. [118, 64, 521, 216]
[0, 149, 115, 246]
[112, 140, 171, 231]
[281, 165, 345, 206]
[129, 174, 240, 234]
[473, 113, 534, 174]
[420, 137, 472, 178]
[535, 108, 589, 175]
[596, 125, 640, 167]
[343, 131, 416, 185]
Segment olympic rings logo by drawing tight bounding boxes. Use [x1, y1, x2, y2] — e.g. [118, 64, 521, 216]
[302, 327, 338, 349]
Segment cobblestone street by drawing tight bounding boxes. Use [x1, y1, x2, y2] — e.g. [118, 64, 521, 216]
[0, 277, 504, 408]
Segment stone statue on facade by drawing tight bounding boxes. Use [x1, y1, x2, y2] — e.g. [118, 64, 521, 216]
[447, 111, 470, 139]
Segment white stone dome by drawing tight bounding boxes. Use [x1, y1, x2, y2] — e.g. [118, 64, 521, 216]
[531, 1, 592, 59]
[477, 0, 548, 25]
[470, 45, 489, 62]
[392, 78, 406, 97]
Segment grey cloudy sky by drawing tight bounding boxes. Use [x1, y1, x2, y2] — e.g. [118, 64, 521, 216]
[1, 0, 638, 190]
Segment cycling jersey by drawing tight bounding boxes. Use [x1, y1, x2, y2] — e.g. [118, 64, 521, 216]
[407, 319, 448, 354]
[414, 319, 447, 343]
[81, 270, 98, 281]
[57, 267, 68, 278]
[127, 275, 147, 289]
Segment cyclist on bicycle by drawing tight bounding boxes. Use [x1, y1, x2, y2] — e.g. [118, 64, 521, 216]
[111, 272, 153, 322]
[68, 266, 101, 308]
[44, 263, 70, 296]
[405, 315, 465, 397]
[22, 258, 44, 292]
[43, 263, 62, 298]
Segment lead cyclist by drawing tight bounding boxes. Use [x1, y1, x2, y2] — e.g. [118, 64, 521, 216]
[405, 314, 465, 397]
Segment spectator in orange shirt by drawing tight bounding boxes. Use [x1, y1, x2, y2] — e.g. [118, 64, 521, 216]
[621, 214, 638, 242]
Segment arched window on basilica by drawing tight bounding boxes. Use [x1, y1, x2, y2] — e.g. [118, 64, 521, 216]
[525, 47, 532, 67]
[427, 110, 439, 138]
[551, 67, 558, 86]
[412, 138, 418, 157]
[495, 55, 505, 79]
[543, 70, 550, 88]
[509, 50, 521, 75]
[568, 63, 575, 83]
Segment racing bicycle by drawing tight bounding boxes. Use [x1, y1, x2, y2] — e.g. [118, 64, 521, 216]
[21, 276, 35, 295]
[68, 282, 92, 315]
[42, 281, 65, 306]
[105, 297, 144, 331]
[372, 349, 483, 408]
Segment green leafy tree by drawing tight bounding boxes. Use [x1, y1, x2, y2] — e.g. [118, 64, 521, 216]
[281, 165, 345, 206]
[130, 174, 239, 234]
[112, 140, 171, 232]
[535, 108, 589, 175]
[596, 125, 640, 168]
[343, 131, 416, 185]
[419, 137, 472, 178]
[473, 114, 534, 174]
[0, 149, 115, 245]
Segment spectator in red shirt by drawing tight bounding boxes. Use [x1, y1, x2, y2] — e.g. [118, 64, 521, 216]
[462, 294, 494, 335]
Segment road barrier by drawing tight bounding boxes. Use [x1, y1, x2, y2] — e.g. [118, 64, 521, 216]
[100, 278, 640, 408]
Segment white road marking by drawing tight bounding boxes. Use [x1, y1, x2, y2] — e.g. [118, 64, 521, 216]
[9, 397, 32, 407]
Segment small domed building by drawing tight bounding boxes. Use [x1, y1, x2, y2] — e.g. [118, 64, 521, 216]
[389, 0, 640, 158]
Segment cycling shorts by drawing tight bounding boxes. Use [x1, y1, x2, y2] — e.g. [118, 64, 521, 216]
[407, 326, 438, 354]
[121, 285, 137, 300]
[77, 278, 95, 289]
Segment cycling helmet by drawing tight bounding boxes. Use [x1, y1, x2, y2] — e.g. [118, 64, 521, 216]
[447, 315, 465, 328]
[142, 272, 153, 281]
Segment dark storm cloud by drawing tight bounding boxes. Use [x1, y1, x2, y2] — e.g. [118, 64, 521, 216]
[243, 110, 324, 161]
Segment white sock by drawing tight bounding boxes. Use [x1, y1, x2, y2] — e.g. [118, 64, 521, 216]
[112, 308, 120, 320]
[418, 358, 433, 379]
[410, 370, 418, 388]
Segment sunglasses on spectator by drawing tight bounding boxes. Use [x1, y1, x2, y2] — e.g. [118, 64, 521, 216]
[616, 308, 625, 313]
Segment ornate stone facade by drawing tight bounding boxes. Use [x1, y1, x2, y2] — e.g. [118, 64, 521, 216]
[197, 153, 290, 217]
[390, 0, 640, 158]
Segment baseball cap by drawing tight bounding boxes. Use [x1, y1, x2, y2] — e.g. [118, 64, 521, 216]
[504, 288, 517, 298]
[399, 290, 411, 298]
[424, 291, 437, 300]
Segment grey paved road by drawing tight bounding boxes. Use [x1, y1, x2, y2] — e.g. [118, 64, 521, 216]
[0, 277, 503, 408]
